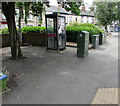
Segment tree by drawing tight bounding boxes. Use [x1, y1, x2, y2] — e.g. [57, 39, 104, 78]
[24, 2, 31, 25]
[16, 2, 31, 43]
[16, 2, 50, 25]
[2, 2, 49, 59]
[89, 6, 95, 12]
[58, 2, 82, 15]
[2, 2, 23, 59]
[94, 2, 119, 32]
[16, 2, 24, 43]
[31, 2, 46, 24]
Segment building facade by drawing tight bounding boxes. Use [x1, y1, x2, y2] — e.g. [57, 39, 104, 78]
[0, 5, 96, 29]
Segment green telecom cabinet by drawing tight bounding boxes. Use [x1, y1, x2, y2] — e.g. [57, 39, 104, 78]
[104, 32, 107, 43]
[77, 31, 89, 58]
[99, 33, 104, 45]
[92, 35, 99, 49]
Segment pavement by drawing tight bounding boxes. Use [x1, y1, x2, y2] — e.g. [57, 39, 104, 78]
[66, 42, 93, 49]
[91, 88, 118, 104]
[1, 32, 118, 104]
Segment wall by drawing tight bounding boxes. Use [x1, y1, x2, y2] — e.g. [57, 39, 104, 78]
[1, 33, 47, 47]
[0, 34, 10, 47]
[22, 33, 47, 46]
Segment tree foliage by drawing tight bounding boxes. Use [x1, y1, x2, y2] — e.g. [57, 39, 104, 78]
[16, 2, 50, 25]
[30, 2, 45, 23]
[58, 2, 82, 15]
[94, 2, 119, 31]
[24, 2, 31, 24]
[16, 2, 31, 25]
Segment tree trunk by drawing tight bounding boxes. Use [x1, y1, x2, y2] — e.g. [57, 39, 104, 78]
[105, 25, 108, 32]
[2, 2, 23, 59]
[18, 5, 23, 44]
[105, 25, 109, 36]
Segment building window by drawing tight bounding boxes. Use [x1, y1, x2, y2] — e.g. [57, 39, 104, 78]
[69, 16, 72, 22]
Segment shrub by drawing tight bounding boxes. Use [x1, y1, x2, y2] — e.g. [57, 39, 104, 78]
[22, 26, 46, 34]
[66, 23, 104, 43]
[1, 26, 46, 35]
[79, 24, 104, 43]
[69, 23, 104, 33]
[78, 23, 97, 27]
[0, 28, 9, 34]
[69, 22, 81, 27]
[66, 26, 82, 42]
[66, 25, 98, 42]
[77, 23, 104, 34]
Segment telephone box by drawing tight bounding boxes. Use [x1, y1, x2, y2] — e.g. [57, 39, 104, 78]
[45, 13, 66, 51]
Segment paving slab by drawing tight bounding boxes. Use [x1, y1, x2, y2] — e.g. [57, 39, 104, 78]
[91, 88, 118, 104]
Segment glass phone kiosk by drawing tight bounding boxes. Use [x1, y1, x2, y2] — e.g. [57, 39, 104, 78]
[45, 13, 66, 51]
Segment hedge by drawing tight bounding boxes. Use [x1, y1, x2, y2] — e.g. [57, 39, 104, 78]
[66, 26, 96, 42]
[69, 23, 104, 33]
[1, 26, 46, 34]
[78, 23, 104, 34]
[1, 24, 103, 43]
[66, 23, 104, 43]
[22, 26, 46, 34]
[66, 26, 82, 42]
[0, 28, 9, 34]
